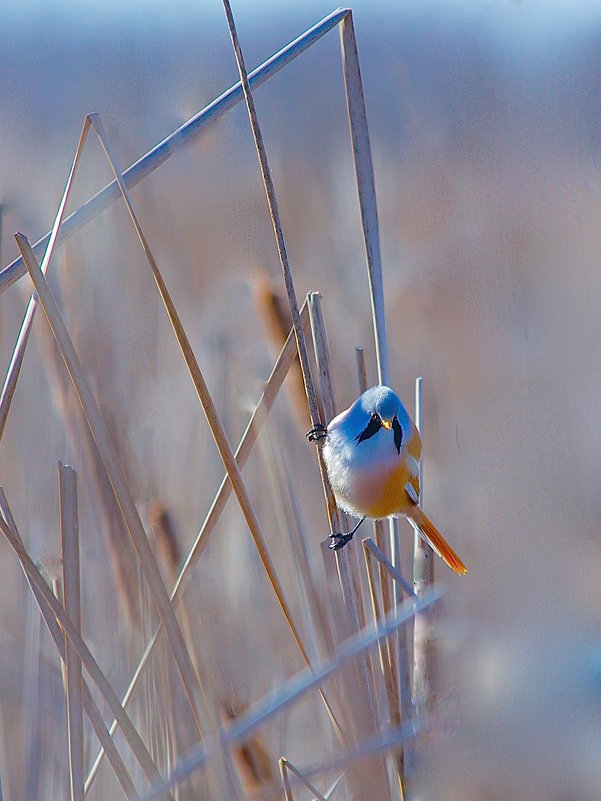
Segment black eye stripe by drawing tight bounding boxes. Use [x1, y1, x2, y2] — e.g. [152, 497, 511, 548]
[393, 415, 403, 453]
[355, 414, 382, 444]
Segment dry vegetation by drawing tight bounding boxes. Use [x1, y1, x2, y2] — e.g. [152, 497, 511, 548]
[1, 3, 601, 800]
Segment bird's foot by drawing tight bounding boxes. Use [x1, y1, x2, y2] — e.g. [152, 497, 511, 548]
[306, 423, 327, 442]
[328, 531, 355, 550]
[328, 516, 366, 550]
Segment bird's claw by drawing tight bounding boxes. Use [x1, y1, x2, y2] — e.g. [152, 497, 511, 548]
[328, 532, 354, 550]
[306, 423, 327, 442]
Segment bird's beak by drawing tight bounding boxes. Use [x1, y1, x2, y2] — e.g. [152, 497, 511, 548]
[381, 419, 392, 430]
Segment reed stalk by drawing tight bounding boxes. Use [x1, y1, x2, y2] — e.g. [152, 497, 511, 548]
[58, 464, 84, 801]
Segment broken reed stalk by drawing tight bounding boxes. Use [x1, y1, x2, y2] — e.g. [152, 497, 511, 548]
[0, 491, 158, 798]
[58, 463, 85, 801]
[14, 233, 203, 738]
[136, 590, 440, 801]
[81, 114, 343, 740]
[363, 539, 415, 599]
[217, 12, 365, 703]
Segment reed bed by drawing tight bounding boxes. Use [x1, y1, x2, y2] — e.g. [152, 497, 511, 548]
[0, 6, 462, 801]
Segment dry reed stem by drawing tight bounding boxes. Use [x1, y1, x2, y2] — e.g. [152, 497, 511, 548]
[355, 347, 368, 393]
[412, 376, 434, 712]
[136, 589, 439, 801]
[0, 492, 154, 798]
[356, 348, 403, 723]
[363, 539, 415, 599]
[0, 117, 91, 443]
[58, 463, 85, 801]
[340, 13, 388, 387]
[15, 232, 203, 738]
[0, 698, 8, 801]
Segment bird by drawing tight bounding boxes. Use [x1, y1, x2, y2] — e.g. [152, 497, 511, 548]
[307, 385, 467, 575]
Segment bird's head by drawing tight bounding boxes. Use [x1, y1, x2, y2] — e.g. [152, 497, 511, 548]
[350, 385, 409, 454]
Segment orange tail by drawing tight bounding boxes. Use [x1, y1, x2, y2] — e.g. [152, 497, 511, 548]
[407, 506, 467, 576]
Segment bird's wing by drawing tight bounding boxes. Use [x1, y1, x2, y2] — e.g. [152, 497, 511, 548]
[404, 452, 421, 504]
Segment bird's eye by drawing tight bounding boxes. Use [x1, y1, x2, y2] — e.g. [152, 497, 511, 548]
[371, 412, 379, 421]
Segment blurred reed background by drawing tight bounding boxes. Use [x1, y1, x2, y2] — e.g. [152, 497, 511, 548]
[1, 1, 601, 799]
